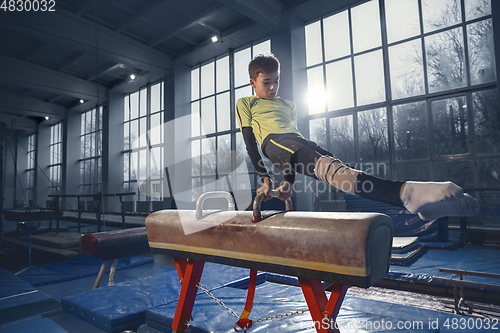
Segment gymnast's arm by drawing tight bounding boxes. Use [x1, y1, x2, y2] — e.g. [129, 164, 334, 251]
[240, 127, 272, 197]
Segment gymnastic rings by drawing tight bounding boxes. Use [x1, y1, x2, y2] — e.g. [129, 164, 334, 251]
[234, 318, 253, 332]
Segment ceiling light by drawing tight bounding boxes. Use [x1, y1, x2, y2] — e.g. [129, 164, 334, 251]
[45, 116, 50, 120]
[130, 74, 136, 80]
[211, 36, 218, 43]
[80, 99, 84, 104]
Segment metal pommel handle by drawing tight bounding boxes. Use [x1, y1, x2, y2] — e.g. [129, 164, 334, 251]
[195, 191, 236, 219]
[253, 190, 293, 222]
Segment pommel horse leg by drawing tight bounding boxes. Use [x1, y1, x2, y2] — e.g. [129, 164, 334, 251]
[172, 257, 205, 333]
[299, 278, 348, 333]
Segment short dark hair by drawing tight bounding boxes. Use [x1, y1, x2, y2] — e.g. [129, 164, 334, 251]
[248, 53, 280, 80]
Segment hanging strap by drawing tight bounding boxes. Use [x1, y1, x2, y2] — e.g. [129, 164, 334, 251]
[234, 269, 258, 331]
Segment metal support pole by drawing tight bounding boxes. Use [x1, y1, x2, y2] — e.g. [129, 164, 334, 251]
[93, 260, 108, 289]
[108, 259, 117, 286]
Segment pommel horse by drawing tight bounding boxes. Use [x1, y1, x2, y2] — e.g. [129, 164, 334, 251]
[146, 191, 394, 333]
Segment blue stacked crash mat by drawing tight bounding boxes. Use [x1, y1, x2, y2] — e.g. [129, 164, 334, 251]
[60, 263, 256, 332]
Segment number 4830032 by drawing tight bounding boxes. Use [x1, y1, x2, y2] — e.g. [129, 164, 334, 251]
[1, 0, 56, 12]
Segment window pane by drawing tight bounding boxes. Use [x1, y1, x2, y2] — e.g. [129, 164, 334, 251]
[309, 118, 327, 151]
[305, 21, 323, 66]
[217, 134, 231, 174]
[474, 89, 500, 154]
[358, 108, 389, 161]
[432, 96, 469, 156]
[130, 92, 139, 119]
[201, 97, 216, 135]
[422, 0, 462, 33]
[216, 56, 229, 93]
[253, 40, 270, 56]
[151, 147, 162, 177]
[330, 115, 355, 162]
[150, 113, 162, 145]
[151, 82, 161, 112]
[131, 152, 137, 181]
[385, 0, 420, 44]
[235, 48, 251, 88]
[191, 101, 200, 137]
[192, 140, 200, 176]
[389, 40, 425, 100]
[139, 118, 147, 147]
[201, 62, 215, 98]
[395, 162, 430, 181]
[217, 92, 230, 132]
[326, 59, 354, 111]
[354, 50, 385, 106]
[478, 158, 500, 188]
[351, 0, 381, 53]
[191, 68, 199, 101]
[307, 66, 325, 114]
[468, 19, 496, 85]
[465, 0, 491, 21]
[323, 11, 350, 61]
[139, 150, 147, 180]
[80, 136, 85, 159]
[201, 137, 216, 176]
[140, 88, 147, 117]
[425, 28, 467, 93]
[235, 86, 252, 129]
[131, 119, 138, 149]
[393, 101, 429, 160]
[434, 160, 474, 188]
[124, 153, 129, 182]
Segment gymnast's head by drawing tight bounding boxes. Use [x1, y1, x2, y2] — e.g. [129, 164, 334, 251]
[248, 53, 280, 100]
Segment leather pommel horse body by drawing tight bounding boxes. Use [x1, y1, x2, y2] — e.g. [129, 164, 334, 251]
[145, 191, 394, 333]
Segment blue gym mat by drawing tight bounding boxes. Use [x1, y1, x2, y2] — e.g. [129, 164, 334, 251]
[17, 253, 153, 287]
[0, 266, 53, 310]
[145, 281, 496, 333]
[60, 263, 258, 332]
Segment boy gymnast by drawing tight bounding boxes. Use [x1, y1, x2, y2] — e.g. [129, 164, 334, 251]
[236, 53, 479, 221]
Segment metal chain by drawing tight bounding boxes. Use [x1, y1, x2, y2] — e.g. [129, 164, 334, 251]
[196, 282, 310, 324]
[196, 282, 240, 319]
[252, 309, 310, 323]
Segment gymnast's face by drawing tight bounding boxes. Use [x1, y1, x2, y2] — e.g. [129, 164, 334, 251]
[250, 71, 280, 100]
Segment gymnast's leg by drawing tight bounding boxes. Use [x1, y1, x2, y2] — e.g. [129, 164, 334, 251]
[291, 148, 479, 221]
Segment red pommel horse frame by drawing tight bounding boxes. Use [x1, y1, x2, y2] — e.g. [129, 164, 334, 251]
[170, 256, 348, 333]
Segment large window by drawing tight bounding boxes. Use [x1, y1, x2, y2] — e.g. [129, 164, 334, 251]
[306, 0, 498, 202]
[123, 81, 164, 201]
[190, 40, 270, 199]
[26, 133, 36, 206]
[49, 122, 62, 195]
[80, 107, 103, 195]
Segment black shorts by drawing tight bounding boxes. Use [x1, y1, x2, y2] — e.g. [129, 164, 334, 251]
[261, 133, 331, 170]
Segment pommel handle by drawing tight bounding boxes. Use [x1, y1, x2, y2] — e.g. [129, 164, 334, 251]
[253, 190, 293, 222]
[195, 191, 236, 219]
